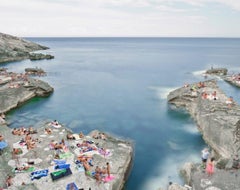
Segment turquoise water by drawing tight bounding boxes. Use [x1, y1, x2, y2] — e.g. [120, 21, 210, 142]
[3, 38, 240, 190]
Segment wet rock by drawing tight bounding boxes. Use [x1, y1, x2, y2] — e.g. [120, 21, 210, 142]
[29, 53, 54, 61]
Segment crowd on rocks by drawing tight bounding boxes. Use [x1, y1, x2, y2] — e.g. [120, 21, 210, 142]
[0, 119, 120, 189]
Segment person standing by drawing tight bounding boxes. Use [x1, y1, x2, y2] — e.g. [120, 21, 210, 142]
[206, 157, 215, 176]
[106, 162, 110, 178]
[201, 148, 210, 169]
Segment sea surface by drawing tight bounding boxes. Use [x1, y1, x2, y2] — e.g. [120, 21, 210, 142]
[2, 37, 240, 190]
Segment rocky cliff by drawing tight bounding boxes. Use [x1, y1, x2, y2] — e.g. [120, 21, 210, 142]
[167, 80, 240, 190]
[168, 80, 240, 158]
[0, 33, 50, 63]
[0, 76, 53, 114]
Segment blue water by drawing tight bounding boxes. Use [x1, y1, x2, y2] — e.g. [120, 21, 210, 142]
[3, 37, 240, 190]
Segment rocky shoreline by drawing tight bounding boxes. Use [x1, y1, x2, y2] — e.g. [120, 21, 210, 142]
[0, 33, 133, 190]
[0, 33, 54, 64]
[167, 79, 240, 190]
[0, 71, 53, 114]
[0, 121, 133, 190]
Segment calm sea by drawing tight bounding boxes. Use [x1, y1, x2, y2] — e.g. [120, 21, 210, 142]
[3, 37, 240, 190]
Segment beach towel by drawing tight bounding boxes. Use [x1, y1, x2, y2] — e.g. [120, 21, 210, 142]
[59, 152, 73, 159]
[54, 163, 70, 170]
[13, 166, 35, 173]
[31, 169, 48, 180]
[53, 159, 66, 165]
[103, 175, 115, 182]
[51, 168, 72, 181]
[66, 182, 78, 190]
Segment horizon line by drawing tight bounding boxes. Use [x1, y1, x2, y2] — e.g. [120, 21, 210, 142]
[24, 36, 240, 39]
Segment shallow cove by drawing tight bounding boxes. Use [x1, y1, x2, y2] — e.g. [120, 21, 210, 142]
[3, 37, 240, 189]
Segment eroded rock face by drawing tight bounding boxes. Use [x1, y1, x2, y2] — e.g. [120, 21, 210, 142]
[205, 68, 228, 76]
[167, 80, 240, 190]
[0, 77, 53, 113]
[168, 80, 240, 158]
[0, 33, 52, 63]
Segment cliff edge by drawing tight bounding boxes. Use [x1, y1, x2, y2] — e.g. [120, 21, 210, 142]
[167, 80, 240, 190]
[0, 33, 49, 63]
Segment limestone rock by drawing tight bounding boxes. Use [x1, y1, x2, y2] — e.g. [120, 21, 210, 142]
[0, 77, 53, 113]
[168, 80, 240, 158]
[29, 53, 54, 61]
[0, 121, 133, 190]
[0, 32, 53, 63]
[205, 68, 228, 76]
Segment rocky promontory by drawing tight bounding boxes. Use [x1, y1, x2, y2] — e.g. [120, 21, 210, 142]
[0, 121, 133, 190]
[167, 80, 240, 190]
[0, 33, 53, 63]
[0, 70, 53, 114]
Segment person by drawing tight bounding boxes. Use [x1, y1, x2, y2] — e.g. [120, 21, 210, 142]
[226, 96, 234, 107]
[45, 128, 52, 135]
[94, 166, 102, 182]
[6, 175, 13, 187]
[212, 91, 217, 100]
[66, 133, 75, 140]
[206, 157, 215, 176]
[201, 148, 210, 169]
[232, 155, 240, 169]
[83, 159, 91, 176]
[106, 162, 110, 178]
[79, 131, 84, 138]
[0, 134, 3, 142]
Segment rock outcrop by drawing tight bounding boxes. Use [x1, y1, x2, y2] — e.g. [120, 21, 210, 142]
[167, 80, 240, 190]
[205, 68, 228, 76]
[25, 68, 46, 76]
[29, 53, 54, 61]
[0, 33, 53, 63]
[0, 121, 133, 190]
[0, 72, 53, 113]
[168, 80, 240, 158]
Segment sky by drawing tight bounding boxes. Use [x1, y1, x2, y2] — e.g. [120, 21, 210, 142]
[0, 0, 240, 37]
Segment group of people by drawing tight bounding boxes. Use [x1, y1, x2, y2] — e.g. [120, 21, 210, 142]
[12, 126, 36, 136]
[94, 162, 111, 182]
[201, 148, 215, 176]
[201, 90, 218, 100]
[201, 148, 240, 177]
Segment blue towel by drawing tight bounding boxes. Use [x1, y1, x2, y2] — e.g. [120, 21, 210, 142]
[55, 163, 70, 170]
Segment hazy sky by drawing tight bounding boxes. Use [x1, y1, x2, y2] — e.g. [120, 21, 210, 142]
[1, 0, 240, 37]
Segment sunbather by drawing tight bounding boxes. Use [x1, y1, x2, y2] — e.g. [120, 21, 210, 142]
[0, 134, 4, 141]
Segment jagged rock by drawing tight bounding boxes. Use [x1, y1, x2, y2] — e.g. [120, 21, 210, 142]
[0, 77, 53, 113]
[0, 33, 50, 64]
[168, 79, 240, 190]
[25, 68, 46, 76]
[180, 162, 194, 185]
[206, 68, 228, 76]
[168, 183, 189, 190]
[168, 80, 240, 158]
[29, 53, 54, 61]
